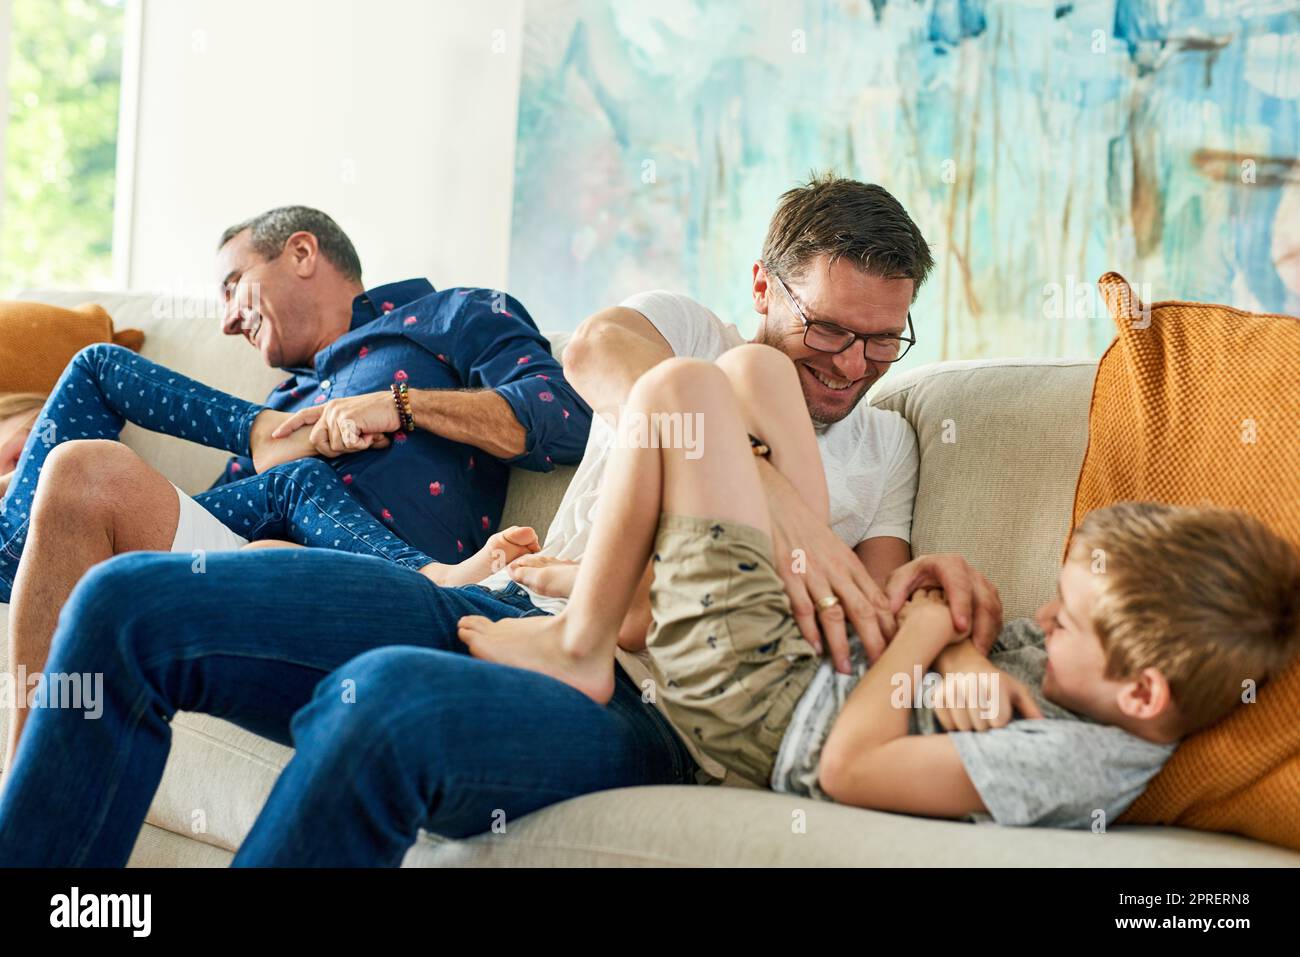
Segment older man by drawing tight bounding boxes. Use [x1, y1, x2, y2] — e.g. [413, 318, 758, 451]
[2, 205, 589, 766]
[210, 205, 588, 560]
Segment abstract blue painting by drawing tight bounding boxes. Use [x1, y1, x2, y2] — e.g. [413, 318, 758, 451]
[508, 0, 1300, 365]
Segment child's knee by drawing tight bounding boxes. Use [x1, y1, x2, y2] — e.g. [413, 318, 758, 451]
[633, 356, 727, 405]
[716, 342, 798, 392]
[72, 341, 132, 369]
[268, 456, 337, 486]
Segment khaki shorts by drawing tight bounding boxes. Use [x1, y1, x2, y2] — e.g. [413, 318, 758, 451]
[646, 514, 817, 787]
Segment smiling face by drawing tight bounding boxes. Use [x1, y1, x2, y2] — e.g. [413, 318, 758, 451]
[752, 255, 913, 425]
[216, 229, 327, 369]
[1034, 552, 1186, 742]
[1035, 557, 1114, 713]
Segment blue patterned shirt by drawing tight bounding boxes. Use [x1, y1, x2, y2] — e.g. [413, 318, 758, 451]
[212, 278, 591, 563]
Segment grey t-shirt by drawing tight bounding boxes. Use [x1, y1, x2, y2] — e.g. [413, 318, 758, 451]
[770, 618, 1176, 828]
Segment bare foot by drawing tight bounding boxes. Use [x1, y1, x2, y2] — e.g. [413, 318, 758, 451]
[507, 554, 579, 598]
[458, 613, 616, 703]
[430, 525, 540, 587]
[249, 409, 320, 472]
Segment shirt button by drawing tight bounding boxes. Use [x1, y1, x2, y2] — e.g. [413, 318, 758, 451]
[320, 379, 331, 390]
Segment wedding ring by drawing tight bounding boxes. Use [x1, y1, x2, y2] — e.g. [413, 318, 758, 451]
[816, 595, 841, 610]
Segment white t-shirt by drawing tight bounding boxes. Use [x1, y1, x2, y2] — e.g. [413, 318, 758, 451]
[478, 288, 919, 606]
[476, 289, 920, 780]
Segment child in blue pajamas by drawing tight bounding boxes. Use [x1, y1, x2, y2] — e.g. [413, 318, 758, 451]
[0, 343, 451, 601]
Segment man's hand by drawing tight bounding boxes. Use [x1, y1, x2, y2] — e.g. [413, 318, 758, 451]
[761, 467, 895, 672]
[507, 554, 579, 598]
[271, 391, 398, 456]
[931, 640, 1044, 732]
[885, 553, 1003, 655]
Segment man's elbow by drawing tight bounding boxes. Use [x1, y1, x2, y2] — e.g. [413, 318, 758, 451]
[561, 315, 611, 389]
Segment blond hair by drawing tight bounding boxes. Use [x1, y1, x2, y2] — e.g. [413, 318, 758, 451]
[0, 392, 46, 423]
[1070, 502, 1300, 735]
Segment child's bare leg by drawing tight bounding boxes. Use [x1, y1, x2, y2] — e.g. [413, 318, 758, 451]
[715, 343, 829, 521]
[459, 357, 769, 701]
[614, 344, 824, 653]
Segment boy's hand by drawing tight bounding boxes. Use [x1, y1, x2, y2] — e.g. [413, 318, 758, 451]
[890, 589, 965, 669]
[932, 641, 1044, 732]
[885, 554, 1003, 655]
[897, 588, 965, 643]
[508, 553, 579, 598]
[897, 587, 948, 617]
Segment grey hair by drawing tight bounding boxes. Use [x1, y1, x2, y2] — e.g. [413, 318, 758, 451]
[218, 206, 362, 283]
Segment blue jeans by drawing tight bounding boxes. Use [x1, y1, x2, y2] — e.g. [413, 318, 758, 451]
[0, 344, 431, 600]
[0, 548, 695, 867]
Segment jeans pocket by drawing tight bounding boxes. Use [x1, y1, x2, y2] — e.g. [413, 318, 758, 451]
[493, 580, 549, 617]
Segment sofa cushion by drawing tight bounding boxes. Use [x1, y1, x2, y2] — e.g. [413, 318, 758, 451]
[401, 785, 1300, 867]
[20, 290, 286, 494]
[1069, 273, 1300, 851]
[869, 358, 1097, 620]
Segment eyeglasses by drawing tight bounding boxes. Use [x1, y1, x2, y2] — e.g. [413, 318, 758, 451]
[768, 268, 916, 363]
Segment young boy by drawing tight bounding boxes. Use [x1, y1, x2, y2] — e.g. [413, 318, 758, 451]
[460, 346, 1300, 825]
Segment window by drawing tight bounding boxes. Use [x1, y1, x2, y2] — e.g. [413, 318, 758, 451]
[0, 0, 129, 294]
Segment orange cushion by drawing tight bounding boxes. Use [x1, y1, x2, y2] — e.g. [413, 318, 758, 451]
[1066, 272, 1300, 849]
[0, 300, 145, 395]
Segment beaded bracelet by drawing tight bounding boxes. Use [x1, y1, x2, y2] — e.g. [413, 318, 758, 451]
[390, 382, 416, 432]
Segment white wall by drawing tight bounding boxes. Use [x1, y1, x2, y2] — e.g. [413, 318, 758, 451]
[125, 0, 524, 295]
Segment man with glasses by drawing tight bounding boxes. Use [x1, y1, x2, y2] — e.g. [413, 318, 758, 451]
[463, 174, 1007, 787]
[551, 175, 1004, 684]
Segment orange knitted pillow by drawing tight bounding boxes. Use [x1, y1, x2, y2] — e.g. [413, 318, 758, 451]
[1066, 272, 1300, 849]
[0, 300, 145, 395]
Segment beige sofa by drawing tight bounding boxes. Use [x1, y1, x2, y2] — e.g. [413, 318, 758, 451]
[3, 290, 1297, 867]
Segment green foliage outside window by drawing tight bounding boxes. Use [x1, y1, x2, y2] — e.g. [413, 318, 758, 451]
[1, 0, 125, 293]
